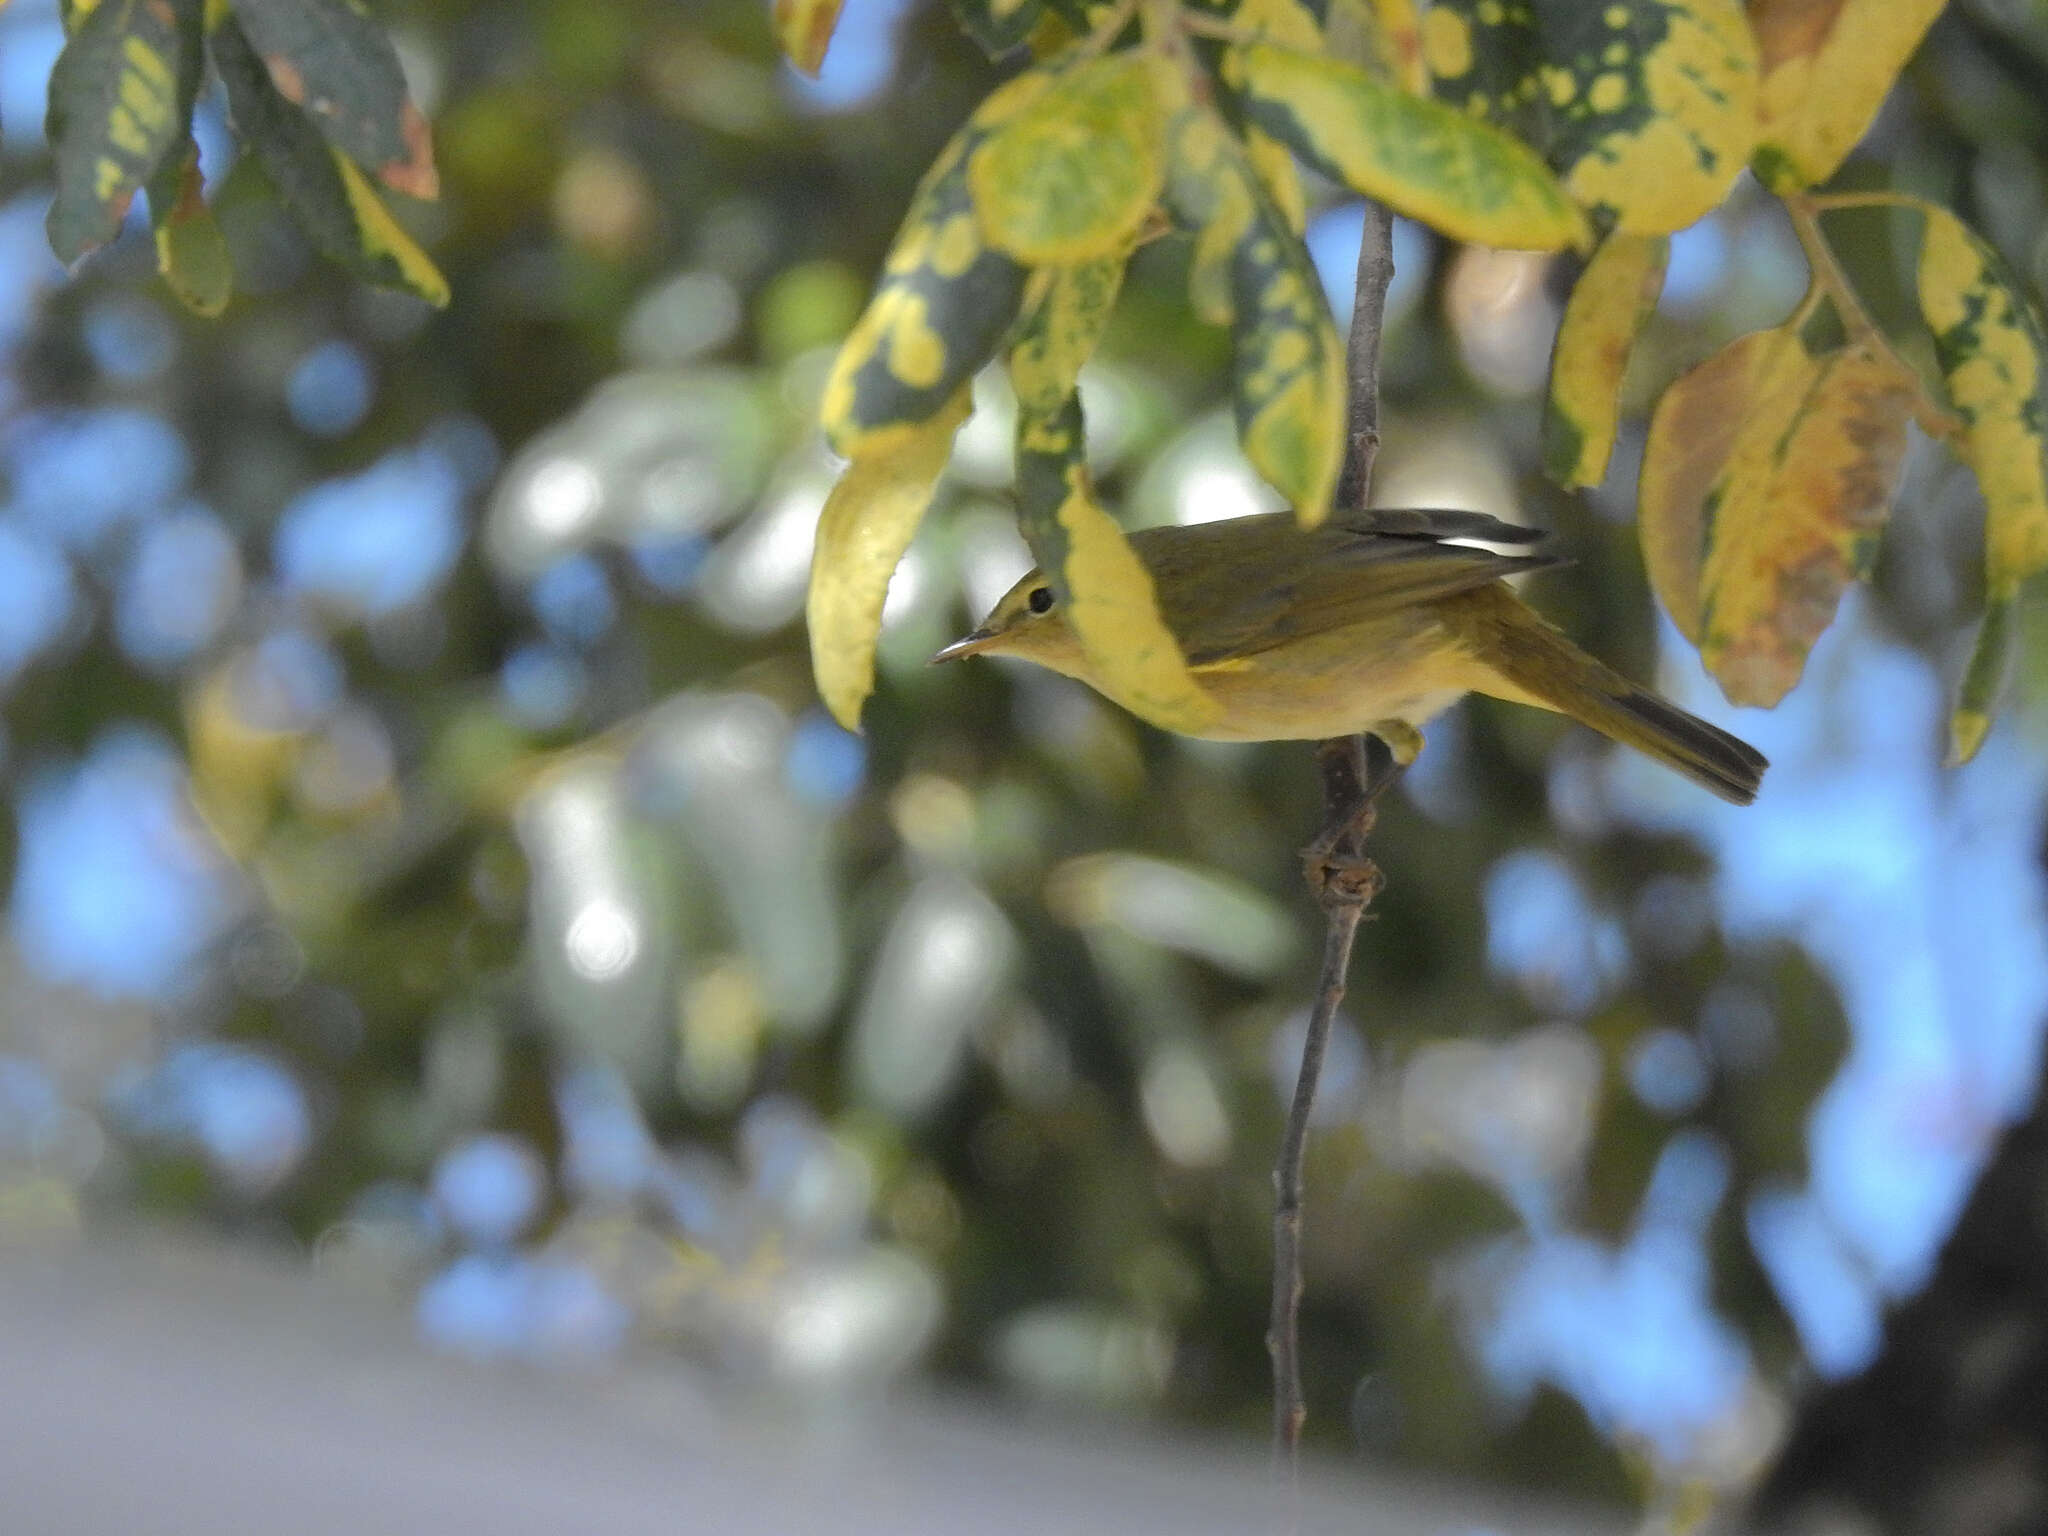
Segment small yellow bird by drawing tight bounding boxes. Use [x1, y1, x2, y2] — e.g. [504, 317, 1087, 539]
[933, 507, 1766, 804]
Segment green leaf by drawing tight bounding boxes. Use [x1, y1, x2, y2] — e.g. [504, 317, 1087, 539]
[1948, 594, 2011, 767]
[1422, 0, 1545, 140]
[212, 16, 448, 304]
[1426, 0, 1757, 236]
[45, 0, 203, 263]
[807, 389, 973, 731]
[1544, 230, 1667, 487]
[148, 137, 232, 314]
[967, 50, 1172, 266]
[233, 0, 438, 198]
[1166, 107, 1344, 524]
[1236, 41, 1586, 250]
[772, 0, 844, 75]
[1915, 205, 2048, 763]
[1640, 326, 1913, 706]
[1165, 107, 1253, 327]
[820, 77, 1035, 457]
[949, 0, 1044, 56]
[1750, 0, 1946, 190]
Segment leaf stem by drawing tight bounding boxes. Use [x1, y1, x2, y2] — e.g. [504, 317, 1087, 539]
[1783, 193, 1964, 446]
[1068, 0, 1141, 65]
[1177, 9, 1271, 48]
[1805, 189, 1944, 216]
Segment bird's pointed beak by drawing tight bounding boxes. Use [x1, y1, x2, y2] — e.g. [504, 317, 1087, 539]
[930, 628, 999, 664]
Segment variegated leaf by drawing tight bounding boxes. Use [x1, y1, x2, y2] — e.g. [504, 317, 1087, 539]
[212, 15, 448, 304]
[45, 0, 202, 262]
[820, 77, 1037, 457]
[1427, 0, 1757, 236]
[233, 0, 438, 198]
[967, 50, 1173, 266]
[1165, 107, 1345, 525]
[1544, 230, 1668, 487]
[1916, 205, 2048, 762]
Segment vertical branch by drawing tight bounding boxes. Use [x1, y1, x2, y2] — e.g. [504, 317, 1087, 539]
[1334, 199, 1395, 516]
[1269, 197, 1398, 1480]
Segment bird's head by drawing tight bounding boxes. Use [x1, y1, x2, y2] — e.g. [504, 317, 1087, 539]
[931, 569, 1088, 676]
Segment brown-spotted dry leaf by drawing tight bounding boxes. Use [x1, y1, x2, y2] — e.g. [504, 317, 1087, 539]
[1641, 326, 1913, 705]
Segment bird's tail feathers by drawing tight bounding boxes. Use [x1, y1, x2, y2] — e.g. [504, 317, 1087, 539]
[1465, 590, 1767, 805]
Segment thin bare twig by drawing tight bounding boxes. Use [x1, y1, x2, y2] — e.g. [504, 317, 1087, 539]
[1268, 199, 1399, 1482]
[1334, 200, 1395, 515]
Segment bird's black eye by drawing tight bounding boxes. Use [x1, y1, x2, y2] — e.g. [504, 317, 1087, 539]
[1026, 585, 1055, 614]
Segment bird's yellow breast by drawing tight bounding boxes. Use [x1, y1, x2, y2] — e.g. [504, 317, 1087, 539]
[1178, 610, 1486, 742]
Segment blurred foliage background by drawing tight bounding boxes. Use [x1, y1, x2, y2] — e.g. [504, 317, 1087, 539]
[3, 0, 2048, 1524]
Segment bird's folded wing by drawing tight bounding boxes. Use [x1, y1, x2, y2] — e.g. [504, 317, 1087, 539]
[1126, 510, 1560, 668]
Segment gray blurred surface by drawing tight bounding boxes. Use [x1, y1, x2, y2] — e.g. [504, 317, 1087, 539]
[0, 1231, 1625, 1535]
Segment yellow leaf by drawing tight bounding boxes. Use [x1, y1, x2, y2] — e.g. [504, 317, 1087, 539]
[967, 50, 1172, 265]
[1238, 42, 1587, 251]
[1749, 0, 1946, 189]
[1013, 395, 1220, 733]
[1544, 231, 1668, 488]
[1232, 215, 1346, 526]
[1641, 326, 1913, 705]
[807, 389, 973, 730]
[772, 0, 845, 75]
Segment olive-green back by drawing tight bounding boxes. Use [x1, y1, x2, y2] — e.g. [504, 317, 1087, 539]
[1128, 508, 1562, 668]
